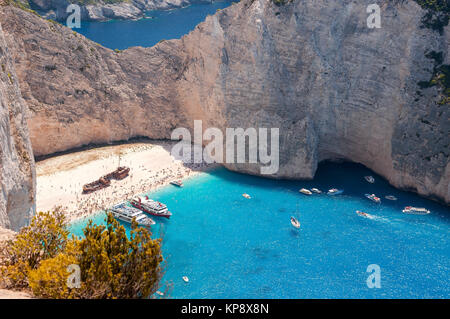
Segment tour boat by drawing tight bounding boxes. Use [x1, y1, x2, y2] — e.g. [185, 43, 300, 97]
[365, 193, 381, 203]
[130, 196, 172, 218]
[327, 188, 343, 195]
[299, 188, 312, 195]
[242, 193, 251, 199]
[170, 180, 184, 187]
[290, 216, 300, 229]
[402, 206, 430, 215]
[110, 204, 155, 228]
[311, 188, 322, 194]
[364, 176, 375, 183]
[385, 195, 397, 201]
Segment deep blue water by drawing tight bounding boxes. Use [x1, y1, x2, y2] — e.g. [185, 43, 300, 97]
[74, 2, 236, 50]
[70, 162, 450, 299]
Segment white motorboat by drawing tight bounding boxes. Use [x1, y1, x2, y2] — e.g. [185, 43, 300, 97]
[365, 193, 381, 203]
[242, 193, 251, 199]
[170, 180, 184, 187]
[290, 216, 300, 229]
[311, 188, 322, 194]
[299, 188, 312, 195]
[327, 188, 343, 195]
[364, 176, 375, 183]
[402, 206, 430, 215]
[385, 195, 397, 201]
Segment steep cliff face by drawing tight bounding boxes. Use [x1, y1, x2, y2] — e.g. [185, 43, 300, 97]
[0, 22, 35, 231]
[176, 0, 450, 203]
[0, 0, 448, 203]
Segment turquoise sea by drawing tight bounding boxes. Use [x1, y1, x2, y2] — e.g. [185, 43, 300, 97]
[70, 162, 450, 299]
[75, 2, 238, 50]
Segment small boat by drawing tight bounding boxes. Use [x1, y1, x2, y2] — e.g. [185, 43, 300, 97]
[242, 193, 251, 199]
[299, 188, 312, 195]
[170, 180, 184, 187]
[356, 210, 370, 217]
[402, 206, 430, 215]
[156, 291, 164, 296]
[356, 210, 376, 219]
[110, 204, 155, 228]
[290, 216, 300, 229]
[365, 193, 381, 203]
[182, 276, 189, 283]
[327, 188, 343, 195]
[364, 176, 375, 183]
[311, 188, 322, 194]
[130, 196, 172, 218]
[385, 195, 397, 201]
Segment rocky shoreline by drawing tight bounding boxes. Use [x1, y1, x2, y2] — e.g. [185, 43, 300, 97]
[20, 0, 216, 22]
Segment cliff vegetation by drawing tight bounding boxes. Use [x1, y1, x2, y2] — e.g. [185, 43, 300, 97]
[0, 211, 165, 298]
[414, 0, 450, 34]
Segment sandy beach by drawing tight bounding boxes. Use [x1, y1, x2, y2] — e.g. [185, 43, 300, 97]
[36, 140, 216, 223]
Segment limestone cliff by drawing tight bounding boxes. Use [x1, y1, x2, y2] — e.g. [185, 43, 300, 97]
[0, 22, 35, 231]
[0, 0, 448, 204]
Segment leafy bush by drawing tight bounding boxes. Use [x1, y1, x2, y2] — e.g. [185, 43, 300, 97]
[272, 0, 292, 6]
[75, 214, 164, 299]
[0, 211, 68, 288]
[1, 211, 164, 299]
[418, 50, 450, 103]
[28, 247, 78, 298]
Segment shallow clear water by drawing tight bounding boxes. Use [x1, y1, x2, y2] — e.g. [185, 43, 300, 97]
[75, 2, 236, 50]
[70, 162, 450, 299]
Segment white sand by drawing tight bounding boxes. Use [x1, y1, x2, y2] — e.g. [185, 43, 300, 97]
[36, 140, 216, 223]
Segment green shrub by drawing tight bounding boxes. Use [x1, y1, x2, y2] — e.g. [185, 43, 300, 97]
[1, 211, 164, 299]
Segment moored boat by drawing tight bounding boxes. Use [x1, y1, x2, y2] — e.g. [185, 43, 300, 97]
[130, 196, 172, 218]
[327, 188, 343, 195]
[170, 180, 184, 187]
[402, 206, 430, 215]
[110, 204, 155, 228]
[365, 193, 381, 203]
[385, 195, 397, 201]
[311, 188, 322, 194]
[299, 188, 312, 195]
[364, 176, 375, 183]
[242, 193, 251, 199]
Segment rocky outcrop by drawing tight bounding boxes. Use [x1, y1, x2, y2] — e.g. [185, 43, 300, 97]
[22, 0, 213, 22]
[0, 0, 448, 204]
[0, 22, 35, 231]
